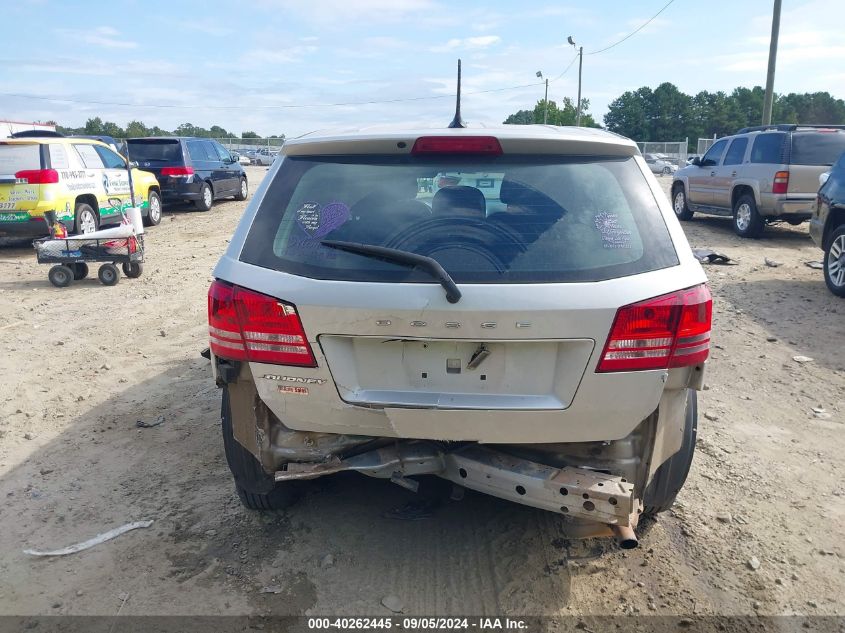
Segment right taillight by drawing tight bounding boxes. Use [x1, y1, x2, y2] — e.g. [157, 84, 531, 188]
[597, 284, 712, 373]
[772, 170, 789, 194]
[208, 280, 316, 367]
[161, 166, 195, 177]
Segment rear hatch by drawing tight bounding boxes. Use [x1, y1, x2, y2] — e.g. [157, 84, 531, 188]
[0, 142, 44, 216]
[213, 136, 706, 442]
[126, 139, 187, 186]
[788, 130, 845, 195]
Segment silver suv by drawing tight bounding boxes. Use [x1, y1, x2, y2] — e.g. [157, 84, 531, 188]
[671, 125, 845, 237]
[207, 126, 711, 549]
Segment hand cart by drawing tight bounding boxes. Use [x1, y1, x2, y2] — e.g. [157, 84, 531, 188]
[34, 227, 144, 287]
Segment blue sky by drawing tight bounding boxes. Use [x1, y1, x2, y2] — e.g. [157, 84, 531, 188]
[1, 0, 842, 137]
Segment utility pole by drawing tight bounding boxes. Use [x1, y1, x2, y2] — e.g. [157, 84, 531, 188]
[576, 46, 583, 127]
[762, 0, 782, 125]
[536, 71, 549, 124]
[544, 78, 549, 124]
[568, 36, 584, 126]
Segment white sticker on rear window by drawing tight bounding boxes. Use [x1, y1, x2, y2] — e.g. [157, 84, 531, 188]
[594, 211, 632, 249]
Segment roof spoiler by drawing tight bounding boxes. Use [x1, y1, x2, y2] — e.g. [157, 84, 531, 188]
[737, 124, 845, 134]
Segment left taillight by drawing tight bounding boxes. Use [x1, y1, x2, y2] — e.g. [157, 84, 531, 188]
[772, 170, 789, 194]
[14, 169, 59, 184]
[208, 280, 316, 367]
[597, 284, 712, 373]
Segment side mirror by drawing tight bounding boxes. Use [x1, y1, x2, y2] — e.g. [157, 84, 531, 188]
[692, 156, 702, 167]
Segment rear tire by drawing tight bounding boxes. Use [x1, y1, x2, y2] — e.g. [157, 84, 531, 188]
[234, 177, 248, 201]
[823, 225, 845, 297]
[143, 191, 162, 226]
[195, 182, 213, 212]
[122, 262, 143, 278]
[221, 386, 301, 511]
[74, 203, 99, 235]
[48, 265, 73, 288]
[672, 186, 694, 221]
[732, 194, 764, 238]
[642, 389, 697, 516]
[71, 262, 89, 280]
[97, 263, 119, 286]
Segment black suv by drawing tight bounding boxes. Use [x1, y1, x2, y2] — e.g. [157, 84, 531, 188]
[126, 137, 248, 211]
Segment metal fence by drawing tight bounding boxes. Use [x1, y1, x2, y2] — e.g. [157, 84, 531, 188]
[636, 141, 688, 168]
[696, 136, 717, 156]
[216, 137, 286, 152]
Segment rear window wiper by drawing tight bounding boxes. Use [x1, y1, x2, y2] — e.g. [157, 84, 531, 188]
[320, 240, 462, 304]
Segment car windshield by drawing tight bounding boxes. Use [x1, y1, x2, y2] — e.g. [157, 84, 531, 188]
[240, 154, 678, 283]
[791, 132, 845, 166]
[126, 139, 183, 162]
[0, 143, 41, 173]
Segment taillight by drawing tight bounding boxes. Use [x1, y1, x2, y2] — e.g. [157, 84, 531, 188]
[597, 284, 712, 373]
[773, 170, 789, 194]
[412, 136, 503, 155]
[14, 169, 59, 184]
[208, 281, 316, 367]
[437, 176, 460, 188]
[161, 166, 195, 177]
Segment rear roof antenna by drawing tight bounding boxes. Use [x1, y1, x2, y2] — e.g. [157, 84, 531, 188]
[448, 59, 466, 129]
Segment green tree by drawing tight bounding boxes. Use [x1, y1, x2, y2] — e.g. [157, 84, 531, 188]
[503, 109, 535, 125]
[241, 131, 260, 138]
[604, 88, 653, 141]
[503, 98, 598, 127]
[124, 120, 151, 138]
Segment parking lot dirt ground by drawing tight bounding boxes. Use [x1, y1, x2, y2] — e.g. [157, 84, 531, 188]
[0, 168, 843, 619]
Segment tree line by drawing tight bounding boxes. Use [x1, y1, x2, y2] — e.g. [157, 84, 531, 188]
[55, 117, 285, 141]
[503, 83, 845, 150]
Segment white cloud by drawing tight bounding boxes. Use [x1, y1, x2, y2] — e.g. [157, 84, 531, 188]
[257, 0, 435, 23]
[54, 26, 137, 49]
[430, 35, 501, 53]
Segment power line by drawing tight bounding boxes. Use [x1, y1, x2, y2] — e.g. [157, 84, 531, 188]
[587, 0, 677, 55]
[549, 53, 580, 83]
[0, 81, 544, 111]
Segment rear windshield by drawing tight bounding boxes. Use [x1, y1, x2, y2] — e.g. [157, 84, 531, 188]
[240, 155, 679, 284]
[0, 144, 41, 173]
[791, 132, 845, 166]
[126, 139, 183, 162]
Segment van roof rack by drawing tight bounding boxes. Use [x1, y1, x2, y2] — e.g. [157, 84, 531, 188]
[737, 124, 845, 134]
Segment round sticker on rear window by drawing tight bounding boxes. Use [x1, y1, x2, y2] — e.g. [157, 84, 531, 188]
[594, 211, 632, 249]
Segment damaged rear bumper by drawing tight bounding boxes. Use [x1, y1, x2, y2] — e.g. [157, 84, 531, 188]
[275, 442, 638, 528]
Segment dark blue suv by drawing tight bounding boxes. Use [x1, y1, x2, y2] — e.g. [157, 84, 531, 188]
[126, 137, 248, 211]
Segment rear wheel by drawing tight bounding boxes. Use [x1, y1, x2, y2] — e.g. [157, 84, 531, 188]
[122, 261, 143, 278]
[234, 177, 248, 201]
[195, 182, 213, 212]
[642, 389, 697, 516]
[672, 186, 694, 221]
[97, 263, 119, 286]
[144, 191, 162, 226]
[732, 194, 764, 238]
[221, 386, 301, 510]
[71, 262, 89, 280]
[74, 203, 99, 235]
[48, 265, 73, 288]
[823, 225, 845, 297]
[662, 166, 672, 176]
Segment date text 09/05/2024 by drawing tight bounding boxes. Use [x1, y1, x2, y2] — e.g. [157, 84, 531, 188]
[307, 618, 529, 630]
